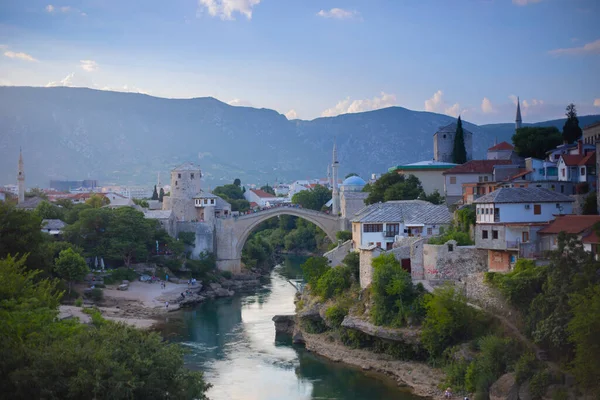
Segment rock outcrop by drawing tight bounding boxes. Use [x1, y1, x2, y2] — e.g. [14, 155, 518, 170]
[272, 315, 295, 335]
[489, 373, 519, 400]
[341, 315, 421, 345]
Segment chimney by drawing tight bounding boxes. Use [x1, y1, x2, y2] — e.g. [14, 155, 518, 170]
[578, 139, 583, 155]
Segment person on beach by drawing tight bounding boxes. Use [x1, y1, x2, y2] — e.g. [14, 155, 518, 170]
[165, 301, 169, 310]
[444, 387, 452, 398]
[180, 292, 185, 300]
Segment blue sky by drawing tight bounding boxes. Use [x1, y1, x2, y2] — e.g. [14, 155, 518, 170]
[0, 0, 598, 124]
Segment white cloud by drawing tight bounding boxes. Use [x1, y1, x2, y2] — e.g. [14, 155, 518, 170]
[593, 99, 600, 107]
[285, 109, 298, 120]
[321, 92, 397, 117]
[45, 4, 86, 16]
[508, 95, 545, 116]
[46, 72, 149, 95]
[60, 6, 71, 12]
[481, 97, 494, 114]
[549, 38, 600, 56]
[79, 60, 98, 72]
[197, 0, 261, 20]
[46, 4, 55, 12]
[512, 0, 542, 5]
[46, 72, 76, 87]
[3, 51, 38, 62]
[227, 98, 253, 107]
[316, 8, 360, 20]
[424, 90, 462, 117]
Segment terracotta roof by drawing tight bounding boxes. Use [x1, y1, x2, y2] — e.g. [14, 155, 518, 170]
[249, 202, 259, 208]
[250, 189, 276, 198]
[488, 141, 514, 151]
[582, 230, 600, 244]
[443, 160, 512, 175]
[538, 215, 600, 235]
[583, 121, 600, 130]
[561, 152, 595, 166]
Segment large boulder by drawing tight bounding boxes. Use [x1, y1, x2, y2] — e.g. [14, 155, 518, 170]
[273, 315, 295, 335]
[489, 373, 519, 400]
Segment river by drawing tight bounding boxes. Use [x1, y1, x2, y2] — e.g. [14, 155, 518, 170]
[160, 255, 425, 400]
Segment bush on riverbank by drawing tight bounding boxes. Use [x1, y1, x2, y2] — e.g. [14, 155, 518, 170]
[314, 265, 352, 300]
[0, 255, 211, 400]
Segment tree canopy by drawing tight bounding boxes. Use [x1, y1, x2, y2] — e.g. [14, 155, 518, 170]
[452, 116, 467, 164]
[54, 247, 89, 294]
[511, 126, 563, 159]
[213, 179, 250, 212]
[562, 103, 582, 144]
[363, 172, 424, 205]
[260, 184, 275, 195]
[291, 184, 331, 211]
[151, 185, 159, 200]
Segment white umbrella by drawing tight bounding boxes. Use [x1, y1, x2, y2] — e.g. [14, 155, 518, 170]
[100, 257, 105, 271]
[94, 256, 98, 269]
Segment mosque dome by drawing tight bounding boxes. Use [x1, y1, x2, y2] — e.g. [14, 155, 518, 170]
[342, 175, 366, 189]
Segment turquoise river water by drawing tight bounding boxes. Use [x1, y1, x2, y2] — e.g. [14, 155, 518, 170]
[159, 256, 425, 400]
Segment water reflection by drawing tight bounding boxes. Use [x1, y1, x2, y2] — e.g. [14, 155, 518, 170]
[161, 256, 425, 400]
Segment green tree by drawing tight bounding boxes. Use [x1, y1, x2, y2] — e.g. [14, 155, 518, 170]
[64, 203, 92, 224]
[342, 251, 360, 282]
[260, 184, 276, 195]
[25, 187, 48, 200]
[452, 116, 467, 164]
[562, 103, 582, 144]
[86, 194, 109, 208]
[336, 230, 352, 243]
[512, 126, 563, 159]
[344, 172, 359, 179]
[107, 207, 156, 266]
[133, 198, 149, 208]
[54, 198, 74, 210]
[54, 248, 89, 294]
[314, 265, 351, 300]
[0, 203, 45, 268]
[419, 189, 444, 205]
[582, 191, 597, 215]
[63, 208, 112, 257]
[291, 185, 332, 211]
[151, 185, 159, 200]
[35, 200, 65, 221]
[568, 284, 600, 395]
[159, 187, 165, 202]
[301, 256, 330, 288]
[233, 178, 241, 187]
[363, 172, 424, 205]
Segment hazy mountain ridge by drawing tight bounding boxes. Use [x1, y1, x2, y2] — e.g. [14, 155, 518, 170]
[0, 86, 598, 188]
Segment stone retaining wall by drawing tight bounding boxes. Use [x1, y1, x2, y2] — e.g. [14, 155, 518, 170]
[423, 241, 487, 280]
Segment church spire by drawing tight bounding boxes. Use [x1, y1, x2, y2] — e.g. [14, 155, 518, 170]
[515, 96, 522, 130]
[17, 147, 25, 204]
[331, 138, 340, 216]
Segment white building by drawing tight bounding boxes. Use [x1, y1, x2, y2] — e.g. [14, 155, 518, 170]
[474, 187, 574, 271]
[388, 160, 457, 196]
[244, 188, 281, 208]
[351, 200, 452, 250]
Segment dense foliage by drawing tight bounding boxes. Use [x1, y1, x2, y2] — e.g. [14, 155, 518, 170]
[370, 254, 427, 327]
[291, 184, 332, 211]
[511, 126, 563, 159]
[213, 179, 250, 212]
[301, 256, 330, 288]
[452, 116, 467, 164]
[428, 223, 473, 246]
[314, 265, 352, 300]
[363, 172, 425, 205]
[0, 255, 210, 399]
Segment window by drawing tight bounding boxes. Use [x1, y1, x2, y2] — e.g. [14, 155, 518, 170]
[580, 167, 585, 175]
[191, 173, 194, 179]
[522, 231, 529, 242]
[551, 184, 555, 191]
[482, 230, 489, 239]
[363, 224, 383, 233]
[479, 176, 483, 183]
[385, 223, 400, 237]
[534, 204, 541, 215]
[175, 180, 178, 186]
[448, 244, 454, 252]
[561, 169, 565, 177]
[376, 242, 382, 248]
[427, 227, 433, 235]
[443, 134, 447, 139]
[178, 173, 181, 179]
[450, 176, 457, 184]
[210, 199, 215, 205]
[561, 185, 564, 193]
[484, 176, 489, 182]
[492, 230, 498, 239]
[386, 243, 393, 250]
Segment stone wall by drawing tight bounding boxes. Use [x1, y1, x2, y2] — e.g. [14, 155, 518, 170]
[359, 247, 382, 288]
[571, 193, 587, 215]
[324, 240, 352, 267]
[463, 273, 515, 321]
[393, 237, 425, 280]
[422, 241, 487, 281]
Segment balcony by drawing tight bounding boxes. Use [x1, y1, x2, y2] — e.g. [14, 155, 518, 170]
[384, 231, 397, 238]
[506, 240, 520, 249]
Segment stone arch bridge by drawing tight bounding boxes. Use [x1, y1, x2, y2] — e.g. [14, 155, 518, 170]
[215, 207, 343, 272]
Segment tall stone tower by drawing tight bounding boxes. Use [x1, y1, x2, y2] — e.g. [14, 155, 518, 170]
[164, 162, 202, 221]
[331, 140, 340, 215]
[433, 121, 473, 163]
[515, 97, 522, 130]
[17, 148, 25, 204]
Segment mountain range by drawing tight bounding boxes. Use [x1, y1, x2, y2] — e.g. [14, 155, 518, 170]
[0, 86, 598, 189]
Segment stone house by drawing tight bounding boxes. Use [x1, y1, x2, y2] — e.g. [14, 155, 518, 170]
[422, 240, 487, 281]
[143, 209, 177, 237]
[443, 160, 513, 205]
[244, 188, 281, 208]
[351, 200, 452, 251]
[474, 187, 574, 271]
[536, 215, 600, 258]
[433, 122, 473, 163]
[41, 219, 66, 236]
[582, 121, 600, 145]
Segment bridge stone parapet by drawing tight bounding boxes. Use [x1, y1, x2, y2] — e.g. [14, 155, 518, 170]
[215, 207, 343, 273]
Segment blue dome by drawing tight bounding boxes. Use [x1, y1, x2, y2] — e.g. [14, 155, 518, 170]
[342, 176, 366, 186]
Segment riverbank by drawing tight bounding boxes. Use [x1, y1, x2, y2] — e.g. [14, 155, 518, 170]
[300, 330, 443, 399]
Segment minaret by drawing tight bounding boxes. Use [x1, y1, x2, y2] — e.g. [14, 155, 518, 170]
[515, 97, 522, 130]
[17, 148, 25, 204]
[331, 139, 340, 215]
[327, 164, 331, 188]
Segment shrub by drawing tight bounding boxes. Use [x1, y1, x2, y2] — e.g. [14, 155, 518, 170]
[186, 252, 217, 279]
[421, 285, 487, 358]
[443, 360, 470, 391]
[485, 259, 546, 312]
[301, 256, 329, 288]
[314, 265, 351, 300]
[325, 304, 349, 327]
[340, 328, 372, 348]
[514, 351, 538, 384]
[370, 253, 427, 327]
[335, 230, 352, 243]
[104, 267, 138, 284]
[301, 319, 328, 334]
[74, 297, 83, 307]
[342, 251, 360, 282]
[86, 288, 104, 302]
[529, 370, 551, 400]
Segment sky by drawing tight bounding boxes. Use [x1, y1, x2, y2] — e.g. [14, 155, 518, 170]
[0, 0, 599, 124]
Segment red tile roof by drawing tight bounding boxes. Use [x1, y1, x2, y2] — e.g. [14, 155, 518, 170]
[561, 152, 596, 166]
[506, 169, 532, 181]
[537, 215, 600, 235]
[582, 230, 600, 244]
[250, 189, 276, 198]
[249, 202, 259, 208]
[488, 141, 514, 151]
[443, 160, 512, 175]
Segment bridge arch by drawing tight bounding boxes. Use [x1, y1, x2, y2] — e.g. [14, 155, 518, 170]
[215, 207, 342, 272]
